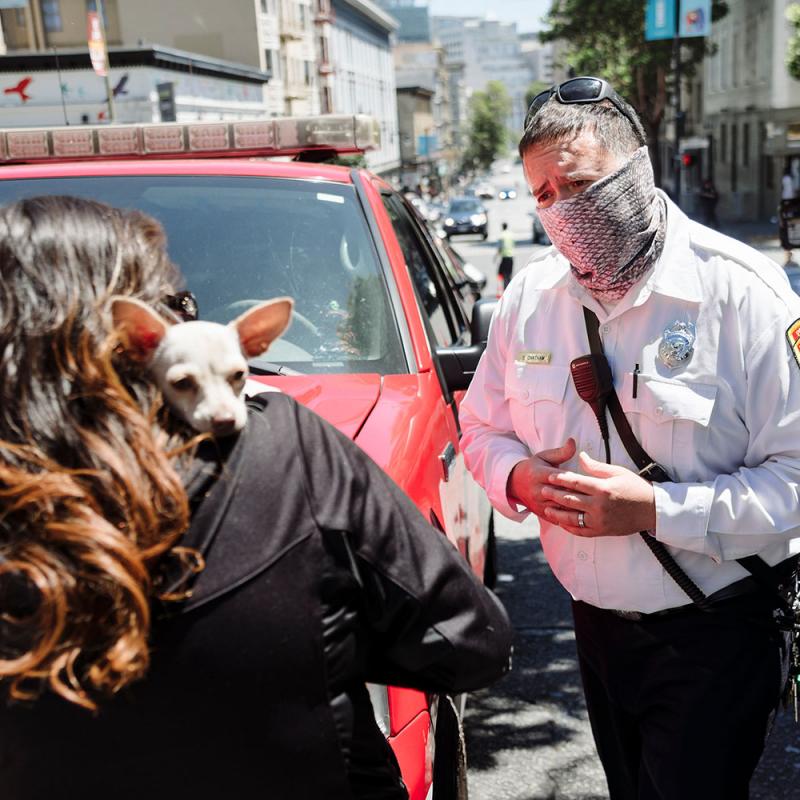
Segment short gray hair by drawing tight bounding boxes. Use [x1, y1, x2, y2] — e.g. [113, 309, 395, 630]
[519, 97, 646, 160]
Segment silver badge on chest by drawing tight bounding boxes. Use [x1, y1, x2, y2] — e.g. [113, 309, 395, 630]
[658, 321, 696, 369]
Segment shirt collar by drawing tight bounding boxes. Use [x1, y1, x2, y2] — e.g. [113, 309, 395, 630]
[647, 190, 703, 304]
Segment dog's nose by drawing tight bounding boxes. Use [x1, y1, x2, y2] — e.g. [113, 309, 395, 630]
[211, 415, 237, 437]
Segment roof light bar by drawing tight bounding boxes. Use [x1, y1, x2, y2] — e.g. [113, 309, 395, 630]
[0, 114, 380, 164]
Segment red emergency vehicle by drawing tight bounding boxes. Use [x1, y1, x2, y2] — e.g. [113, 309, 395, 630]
[0, 115, 497, 800]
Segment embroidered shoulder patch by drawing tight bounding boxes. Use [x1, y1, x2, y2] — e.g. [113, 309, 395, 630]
[786, 319, 800, 369]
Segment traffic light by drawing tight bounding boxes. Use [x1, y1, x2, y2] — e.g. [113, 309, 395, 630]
[681, 152, 696, 168]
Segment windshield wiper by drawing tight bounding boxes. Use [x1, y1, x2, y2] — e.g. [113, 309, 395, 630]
[248, 363, 305, 377]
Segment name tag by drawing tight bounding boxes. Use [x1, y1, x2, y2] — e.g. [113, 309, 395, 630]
[515, 350, 551, 365]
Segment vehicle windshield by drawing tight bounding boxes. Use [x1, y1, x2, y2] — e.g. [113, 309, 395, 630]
[0, 175, 406, 375]
[448, 199, 481, 213]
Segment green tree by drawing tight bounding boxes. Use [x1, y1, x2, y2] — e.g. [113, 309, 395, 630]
[462, 80, 512, 172]
[540, 0, 728, 186]
[525, 80, 551, 110]
[788, 3, 800, 79]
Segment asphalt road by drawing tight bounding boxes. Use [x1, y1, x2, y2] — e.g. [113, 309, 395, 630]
[453, 162, 800, 799]
[463, 514, 800, 800]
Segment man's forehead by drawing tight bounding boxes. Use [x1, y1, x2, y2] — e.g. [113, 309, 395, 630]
[524, 129, 608, 164]
[522, 131, 623, 181]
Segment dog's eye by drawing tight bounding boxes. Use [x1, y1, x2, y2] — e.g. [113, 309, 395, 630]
[229, 370, 245, 384]
[171, 376, 197, 392]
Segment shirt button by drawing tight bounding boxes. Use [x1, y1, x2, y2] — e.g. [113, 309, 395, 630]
[602, 325, 610, 334]
[586, 442, 594, 453]
[577, 551, 588, 561]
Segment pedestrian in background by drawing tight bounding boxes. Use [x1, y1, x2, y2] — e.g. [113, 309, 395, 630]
[0, 196, 513, 800]
[496, 221, 515, 293]
[783, 165, 796, 201]
[461, 76, 799, 800]
[698, 177, 720, 229]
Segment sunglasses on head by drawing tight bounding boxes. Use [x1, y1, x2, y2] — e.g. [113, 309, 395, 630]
[525, 76, 646, 145]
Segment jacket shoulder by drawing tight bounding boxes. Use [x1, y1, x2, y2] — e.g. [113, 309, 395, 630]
[687, 221, 790, 302]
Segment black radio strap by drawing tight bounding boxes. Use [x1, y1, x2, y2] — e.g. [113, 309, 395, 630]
[581, 307, 714, 610]
[582, 306, 800, 617]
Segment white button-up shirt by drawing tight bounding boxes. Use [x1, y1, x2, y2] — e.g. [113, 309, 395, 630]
[460, 194, 800, 612]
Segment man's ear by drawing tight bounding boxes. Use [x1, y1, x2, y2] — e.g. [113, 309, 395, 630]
[110, 296, 170, 363]
[232, 297, 294, 359]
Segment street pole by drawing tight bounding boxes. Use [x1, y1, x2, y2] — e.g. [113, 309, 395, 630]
[672, 1, 681, 208]
[52, 47, 69, 125]
[97, 0, 115, 122]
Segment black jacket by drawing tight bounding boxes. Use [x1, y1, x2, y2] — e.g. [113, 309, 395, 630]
[0, 393, 512, 799]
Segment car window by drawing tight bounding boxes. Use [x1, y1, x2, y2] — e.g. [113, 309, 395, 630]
[0, 175, 406, 375]
[448, 199, 481, 213]
[381, 194, 458, 347]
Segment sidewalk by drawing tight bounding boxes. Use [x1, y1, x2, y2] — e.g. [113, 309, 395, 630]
[691, 215, 788, 266]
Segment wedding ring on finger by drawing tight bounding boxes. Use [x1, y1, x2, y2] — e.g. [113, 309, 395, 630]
[577, 511, 586, 529]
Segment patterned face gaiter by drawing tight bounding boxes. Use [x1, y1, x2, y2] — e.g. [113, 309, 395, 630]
[536, 146, 667, 301]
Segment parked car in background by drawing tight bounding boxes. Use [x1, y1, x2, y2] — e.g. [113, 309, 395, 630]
[406, 199, 488, 303]
[427, 200, 448, 224]
[531, 207, 551, 245]
[475, 182, 495, 200]
[498, 186, 517, 201]
[443, 197, 489, 240]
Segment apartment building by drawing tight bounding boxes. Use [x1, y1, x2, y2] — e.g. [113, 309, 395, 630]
[0, 0, 319, 124]
[315, 0, 400, 174]
[695, 0, 800, 220]
[519, 32, 554, 86]
[431, 15, 533, 136]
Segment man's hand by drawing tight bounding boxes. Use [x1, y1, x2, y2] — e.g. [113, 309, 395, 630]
[507, 439, 576, 516]
[539, 451, 656, 537]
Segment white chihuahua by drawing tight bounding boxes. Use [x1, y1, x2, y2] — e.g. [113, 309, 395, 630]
[112, 296, 293, 436]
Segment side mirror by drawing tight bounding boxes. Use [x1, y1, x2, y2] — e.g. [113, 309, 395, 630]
[435, 299, 498, 392]
[470, 298, 497, 343]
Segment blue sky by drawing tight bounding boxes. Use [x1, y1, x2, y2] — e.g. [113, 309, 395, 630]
[427, 0, 551, 33]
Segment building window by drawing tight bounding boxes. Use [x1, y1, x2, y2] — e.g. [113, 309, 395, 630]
[318, 35, 329, 64]
[264, 49, 273, 76]
[41, 0, 62, 31]
[14, 8, 25, 26]
[720, 123, 727, 164]
[730, 124, 737, 192]
[320, 86, 332, 113]
[299, 3, 306, 28]
[304, 60, 312, 86]
[742, 122, 749, 167]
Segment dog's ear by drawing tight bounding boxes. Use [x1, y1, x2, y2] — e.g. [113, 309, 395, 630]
[111, 297, 171, 363]
[232, 297, 294, 358]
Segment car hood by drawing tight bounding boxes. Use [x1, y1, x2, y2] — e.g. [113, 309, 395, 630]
[246, 373, 380, 439]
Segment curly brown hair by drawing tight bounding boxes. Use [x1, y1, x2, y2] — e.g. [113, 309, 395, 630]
[0, 196, 190, 710]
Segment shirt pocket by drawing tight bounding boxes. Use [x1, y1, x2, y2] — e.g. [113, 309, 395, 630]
[619, 373, 717, 481]
[504, 363, 570, 452]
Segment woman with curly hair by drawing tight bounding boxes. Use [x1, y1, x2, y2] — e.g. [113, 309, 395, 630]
[0, 195, 511, 800]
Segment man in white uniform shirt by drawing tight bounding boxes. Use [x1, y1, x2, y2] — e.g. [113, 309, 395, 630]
[460, 77, 800, 800]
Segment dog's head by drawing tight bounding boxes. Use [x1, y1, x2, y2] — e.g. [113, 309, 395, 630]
[112, 297, 293, 435]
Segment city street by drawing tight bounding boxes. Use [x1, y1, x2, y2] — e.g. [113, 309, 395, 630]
[457, 164, 800, 800]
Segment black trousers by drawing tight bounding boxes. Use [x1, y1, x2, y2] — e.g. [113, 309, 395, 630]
[572, 594, 786, 800]
[498, 256, 513, 283]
